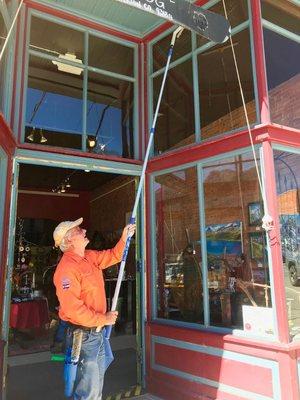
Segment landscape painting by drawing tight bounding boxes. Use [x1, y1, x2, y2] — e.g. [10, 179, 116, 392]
[206, 221, 242, 269]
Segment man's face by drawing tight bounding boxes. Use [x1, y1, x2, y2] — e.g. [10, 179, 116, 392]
[68, 226, 89, 249]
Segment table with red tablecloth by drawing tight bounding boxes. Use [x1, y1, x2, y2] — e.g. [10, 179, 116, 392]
[10, 298, 50, 329]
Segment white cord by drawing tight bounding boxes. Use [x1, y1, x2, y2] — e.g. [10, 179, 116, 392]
[221, 0, 273, 231]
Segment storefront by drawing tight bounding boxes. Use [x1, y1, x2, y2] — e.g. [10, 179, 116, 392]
[0, 1, 299, 399]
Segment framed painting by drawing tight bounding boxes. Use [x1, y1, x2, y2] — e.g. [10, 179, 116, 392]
[248, 202, 263, 226]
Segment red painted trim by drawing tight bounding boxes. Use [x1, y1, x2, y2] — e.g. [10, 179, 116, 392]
[149, 322, 300, 356]
[24, 0, 142, 44]
[145, 174, 153, 380]
[143, 40, 149, 157]
[0, 114, 17, 154]
[17, 5, 28, 142]
[138, 43, 143, 160]
[268, 124, 300, 147]
[18, 143, 143, 166]
[145, 174, 152, 320]
[155, 343, 273, 397]
[10, 13, 22, 128]
[262, 141, 290, 343]
[146, 124, 300, 173]
[0, 117, 16, 317]
[147, 126, 262, 173]
[143, 21, 173, 44]
[277, 351, 300, 400]
[0, 158, 13, 321]
[250, 0, 270, 124]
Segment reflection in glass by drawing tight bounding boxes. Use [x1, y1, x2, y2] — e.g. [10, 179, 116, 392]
[153, 30, 191, 73]
[25, 56, 83, 149]
[274, 150, 300, 341]
[153, 60, 195, 154]
[263, 29, 300, 130]
[155, 167, 203, 323]
[89, 35, 134, 77]
[261, 0, 300, 35]
[30, 16, 84, 62]
[87, 71, 134, 158]
[203, 153, 272, 332]
[198, 29, 256, 141]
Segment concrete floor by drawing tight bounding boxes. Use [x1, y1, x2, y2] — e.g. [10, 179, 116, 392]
[6, 335, 145, 400]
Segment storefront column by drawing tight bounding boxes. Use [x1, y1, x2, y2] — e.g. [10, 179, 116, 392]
[262, 140, 289, 343]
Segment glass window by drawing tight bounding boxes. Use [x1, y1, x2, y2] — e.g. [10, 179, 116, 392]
[30, 16, 84, 62]
[274, 150, 300, 341]
[263, 28, 300, 130]
[0, 12, 7, 115]
[261, 0, 300, 35]
[196, 0, 249, 48]
[25, 55, 83, 149]
[154, 167, 203, 323]
[87, 71, 134, 158]
[153, 30, 191, 73]
[26, 16, 137, 157]
[89, 35, 134, 77]
[153, 60, 195, 154]
[203, 152, 272, 331]
[198, 29, 256, 141]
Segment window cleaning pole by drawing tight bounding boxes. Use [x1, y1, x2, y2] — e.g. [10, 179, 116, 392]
[105, 26, 184, 338]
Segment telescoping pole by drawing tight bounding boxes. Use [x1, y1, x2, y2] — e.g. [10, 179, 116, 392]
[105, 26, 184, 338]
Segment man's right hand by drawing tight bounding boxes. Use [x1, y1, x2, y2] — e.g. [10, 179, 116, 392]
[105, 311, 118, 325]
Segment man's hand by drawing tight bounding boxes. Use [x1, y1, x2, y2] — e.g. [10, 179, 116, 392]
[96, 311, 118, 332]
[121, 224, 136, 242]
[105, 311, 118, 325]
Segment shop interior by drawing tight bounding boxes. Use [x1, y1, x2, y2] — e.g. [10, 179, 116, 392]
[8, 163, 138, 398]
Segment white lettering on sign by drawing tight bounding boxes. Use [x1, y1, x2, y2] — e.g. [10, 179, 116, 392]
[117, 0, 177, 17]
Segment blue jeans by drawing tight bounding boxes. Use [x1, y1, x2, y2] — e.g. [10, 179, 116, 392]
[73, 330, 106, 400]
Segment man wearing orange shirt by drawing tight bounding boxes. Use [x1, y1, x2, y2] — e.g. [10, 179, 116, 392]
[53, 217, 135, 400]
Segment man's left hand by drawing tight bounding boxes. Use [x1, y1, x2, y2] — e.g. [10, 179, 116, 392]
[121, 224, 136, 242]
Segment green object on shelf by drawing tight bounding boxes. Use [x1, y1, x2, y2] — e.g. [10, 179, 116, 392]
[51, 354, 65, 362]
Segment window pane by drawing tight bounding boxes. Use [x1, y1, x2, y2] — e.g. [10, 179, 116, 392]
[89, 35, 134, 76]
[263, 29, 300, 130]
[274, 150, 300, 341]
[25, 56, 83, 149]
[203, 153, 272, 331]
[196, 0, 249, 48]
[155, 167, 203, 323]
[153, 30, 191, 73]
[30, 16, 84, 62]
[261, 0, 300, 35]
[87, 71, 134, 158]
[198, 29, 256, 141]
[153, 60, 195, 154]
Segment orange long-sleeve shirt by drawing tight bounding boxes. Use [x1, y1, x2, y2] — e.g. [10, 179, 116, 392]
[53, 239, 125, 328]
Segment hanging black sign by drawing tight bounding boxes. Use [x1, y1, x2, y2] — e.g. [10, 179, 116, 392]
[114, 0, 231, 43]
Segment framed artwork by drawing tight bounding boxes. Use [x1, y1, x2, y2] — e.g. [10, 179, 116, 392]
[205, 221, 242, 270]
[249, 232, 264, 260]
[248, 202, 263, 226]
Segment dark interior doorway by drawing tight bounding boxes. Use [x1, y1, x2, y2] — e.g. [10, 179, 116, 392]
[7, 163, 139, 400]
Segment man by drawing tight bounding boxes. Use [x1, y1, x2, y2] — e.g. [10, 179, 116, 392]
[53, 217, 135, 400]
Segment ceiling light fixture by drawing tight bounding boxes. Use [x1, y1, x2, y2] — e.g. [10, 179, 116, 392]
[87, 136, 96, 149]
[51, 170, 77, 194]
[52, 53, 83, 75]
[39, 129, 47, 143]
[26, 127, 35, 142]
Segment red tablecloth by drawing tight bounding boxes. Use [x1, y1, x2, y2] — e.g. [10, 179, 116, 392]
[10, 298, 50, 329]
